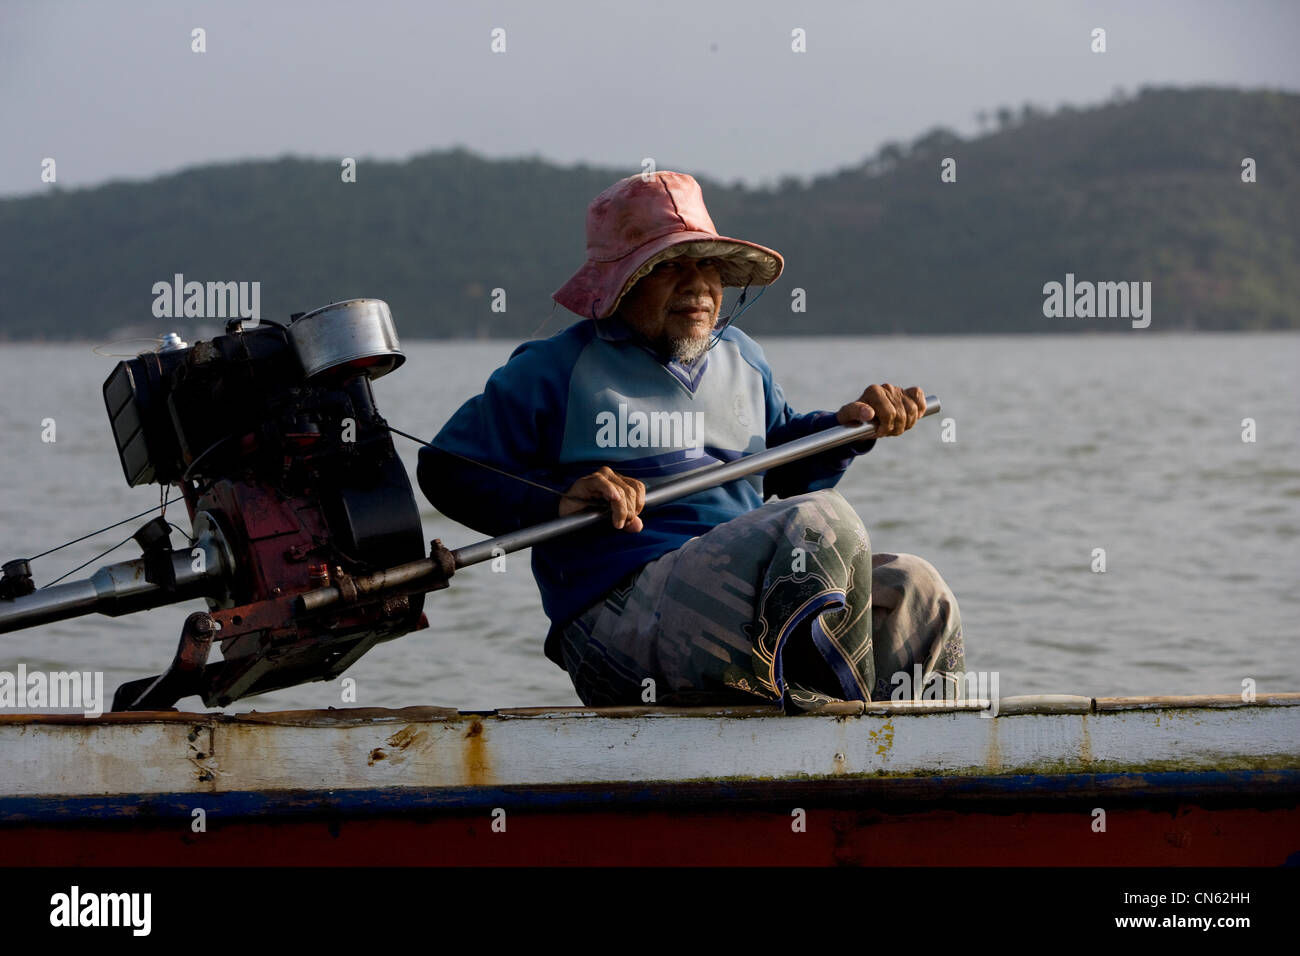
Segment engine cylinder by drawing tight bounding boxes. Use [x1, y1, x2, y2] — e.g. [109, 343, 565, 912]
[288, 298, 405, 382]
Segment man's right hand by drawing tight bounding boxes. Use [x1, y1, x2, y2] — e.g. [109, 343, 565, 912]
[559, 466, 646, 532]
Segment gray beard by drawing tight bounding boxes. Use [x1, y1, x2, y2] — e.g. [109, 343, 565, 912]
[618, 310, 713, 364]
[666, 332, 711, 364]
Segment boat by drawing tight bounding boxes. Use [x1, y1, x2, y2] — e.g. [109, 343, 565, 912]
[2, 306, 1295, 868]
[2, 692, 1296, 866]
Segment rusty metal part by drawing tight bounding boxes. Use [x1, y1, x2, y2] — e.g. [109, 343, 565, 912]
[111, 611, 218, 711]
[296, 539, 456, 613]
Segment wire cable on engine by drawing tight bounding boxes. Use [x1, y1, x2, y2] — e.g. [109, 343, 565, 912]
[385, 425, 593, 506]
[26, 497, 186, 562]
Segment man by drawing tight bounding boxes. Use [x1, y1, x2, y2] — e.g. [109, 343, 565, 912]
[419, 171, 963, 710]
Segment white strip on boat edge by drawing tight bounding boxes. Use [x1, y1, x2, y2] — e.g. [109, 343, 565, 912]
[0, 693, 1297, 798]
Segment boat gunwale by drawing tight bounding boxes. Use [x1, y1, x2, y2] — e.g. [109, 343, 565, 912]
[0, 692, 1297, 727]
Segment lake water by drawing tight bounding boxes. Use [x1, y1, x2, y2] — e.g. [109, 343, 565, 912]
[1, 333, 1297, 712]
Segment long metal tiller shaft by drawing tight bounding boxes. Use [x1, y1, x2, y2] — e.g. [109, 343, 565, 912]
[296, 395, 940, 613]
[453, 394, 940, 567]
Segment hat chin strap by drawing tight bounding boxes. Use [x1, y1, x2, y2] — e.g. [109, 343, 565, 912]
[706, 283, 766, 351]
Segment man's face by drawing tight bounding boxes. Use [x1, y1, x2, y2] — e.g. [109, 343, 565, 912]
[616, 255, 724, 363]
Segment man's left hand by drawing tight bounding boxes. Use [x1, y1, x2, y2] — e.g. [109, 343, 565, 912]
[836, 384, 926, 437]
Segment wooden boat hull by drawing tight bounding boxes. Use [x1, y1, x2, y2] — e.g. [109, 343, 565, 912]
[3, 694, 1298, 866]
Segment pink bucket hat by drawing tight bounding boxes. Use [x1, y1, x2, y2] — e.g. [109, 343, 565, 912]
[553, 171, 783, 319]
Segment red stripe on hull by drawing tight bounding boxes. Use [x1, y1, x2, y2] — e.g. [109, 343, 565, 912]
[6, 805, 1298, 866]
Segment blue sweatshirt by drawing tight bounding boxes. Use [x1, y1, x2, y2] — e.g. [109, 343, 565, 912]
[417, 317, 874, 663]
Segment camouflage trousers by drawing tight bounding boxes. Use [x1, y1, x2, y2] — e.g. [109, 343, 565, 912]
[555, 489, 965, 712]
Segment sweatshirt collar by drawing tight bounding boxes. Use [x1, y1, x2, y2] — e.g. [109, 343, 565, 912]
[594, 316, 710, 392]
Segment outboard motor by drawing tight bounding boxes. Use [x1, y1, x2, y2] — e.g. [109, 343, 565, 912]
[0, 300, 443, 710]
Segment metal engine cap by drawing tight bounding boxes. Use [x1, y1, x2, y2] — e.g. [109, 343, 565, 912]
[288, 298, 406, 382]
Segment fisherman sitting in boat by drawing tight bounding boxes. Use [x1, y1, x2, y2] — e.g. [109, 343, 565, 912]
[418, 171, 964, 710]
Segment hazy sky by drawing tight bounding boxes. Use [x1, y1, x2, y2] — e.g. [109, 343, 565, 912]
[3, 0, 1297, 198]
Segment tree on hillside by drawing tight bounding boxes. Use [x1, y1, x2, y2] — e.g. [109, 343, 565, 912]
[910, 127, 963, 157]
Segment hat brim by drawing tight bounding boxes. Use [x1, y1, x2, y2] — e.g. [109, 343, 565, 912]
[553, 232, 783, 320]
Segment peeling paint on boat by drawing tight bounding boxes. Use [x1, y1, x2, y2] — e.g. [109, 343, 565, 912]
[0, 694, 1296, 800]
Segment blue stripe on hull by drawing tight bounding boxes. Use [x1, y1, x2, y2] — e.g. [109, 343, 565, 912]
[2, 770, 1298, 823]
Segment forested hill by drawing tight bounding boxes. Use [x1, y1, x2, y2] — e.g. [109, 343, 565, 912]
[1, 86, 1296, 340]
